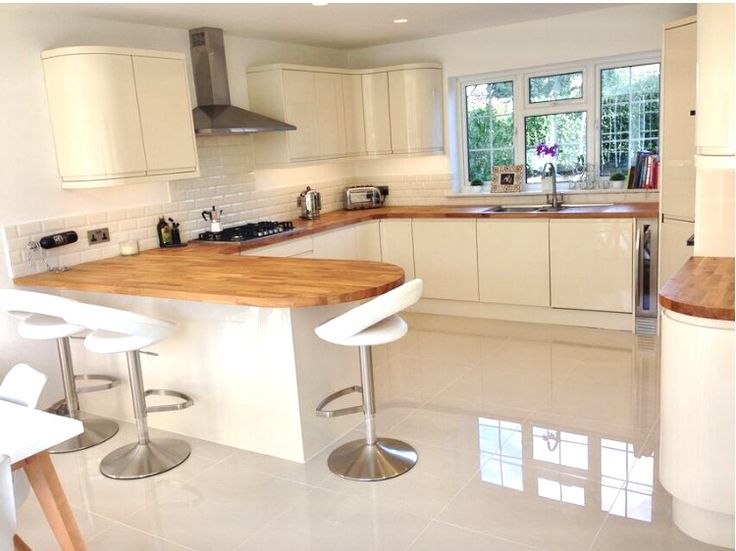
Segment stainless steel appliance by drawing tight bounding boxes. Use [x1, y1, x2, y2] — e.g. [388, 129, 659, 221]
[201, 206, 223, 233]
[297, 186, 322, 220]
[344, 186, 385, 210]
[635, 218, 659, 335]
[196, 221, 295, 242]
[189, 27, 296, 135]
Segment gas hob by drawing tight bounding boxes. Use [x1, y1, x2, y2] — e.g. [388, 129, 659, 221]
[196, 221, 295, 242]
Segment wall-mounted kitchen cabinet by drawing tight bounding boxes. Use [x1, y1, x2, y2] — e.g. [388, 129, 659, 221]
[247, 63, 443, 167]
[42, 46, 198, 188]
[549, 219, 634, 313]
[695, 4, 735, 162]
[388, 68, 444, 154]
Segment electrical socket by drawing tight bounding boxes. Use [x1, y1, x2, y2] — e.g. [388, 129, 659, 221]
[87, 228, 110, 245]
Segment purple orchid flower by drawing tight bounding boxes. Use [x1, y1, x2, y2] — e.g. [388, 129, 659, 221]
[535, 141, 560, 158]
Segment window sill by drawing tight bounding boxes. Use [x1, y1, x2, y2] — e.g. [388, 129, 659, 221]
[448, 187, 659, 198]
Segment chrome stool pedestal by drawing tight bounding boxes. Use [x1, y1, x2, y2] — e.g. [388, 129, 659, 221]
[315, 280, 423, 482]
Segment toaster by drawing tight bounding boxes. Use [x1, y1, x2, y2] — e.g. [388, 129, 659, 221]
[344, 186, 386, 210]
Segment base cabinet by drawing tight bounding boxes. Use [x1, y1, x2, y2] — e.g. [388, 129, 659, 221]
[412, 219, 478, 301]
[660, 309, 734, 548]
[379, 220, 415, 280]
[550, 219, 634, 313]
[312, 222, 381, 261]
[477, 219, 550, 307]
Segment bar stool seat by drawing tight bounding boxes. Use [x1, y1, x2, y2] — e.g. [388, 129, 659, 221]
[0, 290, 120, 454]
[315, 279, 423, 482]
[66, 302, 194, 480]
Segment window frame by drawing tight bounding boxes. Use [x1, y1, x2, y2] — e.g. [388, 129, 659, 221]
[457, 52, 659, 193]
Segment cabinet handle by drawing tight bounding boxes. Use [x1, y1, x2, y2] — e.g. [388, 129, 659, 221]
[689, 110, 696, 116]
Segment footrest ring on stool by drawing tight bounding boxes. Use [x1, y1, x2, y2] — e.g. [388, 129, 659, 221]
[145, 389, 194, 413]
[74, 373, 120, 394]
[316, 385, 363, 418]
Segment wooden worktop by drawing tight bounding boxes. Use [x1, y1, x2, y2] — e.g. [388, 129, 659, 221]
[237, 202, 659, 251]
[659, 257, 735, 321]
[13, 244, 405, 308]
[13, 203, 657, 308]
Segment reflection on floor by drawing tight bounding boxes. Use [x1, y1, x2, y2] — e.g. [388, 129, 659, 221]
[17, 313, 728, 550]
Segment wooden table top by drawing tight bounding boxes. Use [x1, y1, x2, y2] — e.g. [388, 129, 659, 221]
[659, 257, 735, 321]
[13, 203, 657, 308]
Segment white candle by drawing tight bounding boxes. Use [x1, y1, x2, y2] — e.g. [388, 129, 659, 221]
[120, 240, 139, 256]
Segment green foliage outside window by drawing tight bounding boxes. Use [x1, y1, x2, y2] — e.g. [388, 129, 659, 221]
[525, 112, 587, 181]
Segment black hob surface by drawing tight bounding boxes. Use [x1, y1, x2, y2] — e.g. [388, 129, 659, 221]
[197, 221, 295, 242]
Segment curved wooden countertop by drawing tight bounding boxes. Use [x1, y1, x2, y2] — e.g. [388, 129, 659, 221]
[659, 257, 735, 321]
[13, 203, 657, 308]
[13, 244, 405, 308]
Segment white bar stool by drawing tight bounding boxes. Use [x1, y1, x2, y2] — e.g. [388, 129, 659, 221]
[314, 278, 423, 481]
[67, 302, 194, 480]
[0, 289, 120, 453]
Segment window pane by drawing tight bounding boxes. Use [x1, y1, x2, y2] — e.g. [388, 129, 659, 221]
[465, 81, 514, 182]
[525, 111, 587, 183]
[529, 71, 583, 103]
[600, 63, 660, 175]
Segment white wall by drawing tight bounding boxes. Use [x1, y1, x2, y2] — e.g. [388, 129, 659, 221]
[346, 3, 696, 179]
[0, 7, 348, 405]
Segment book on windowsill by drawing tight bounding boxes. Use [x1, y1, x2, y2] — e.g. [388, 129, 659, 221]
[626, 151, 659, 190]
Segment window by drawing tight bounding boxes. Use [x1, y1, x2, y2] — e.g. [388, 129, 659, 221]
[464, 80, 514, 183]
[599, 63, 660, 175]
[458, 54, 660, 191]
[525, 112, 587, 184]
[529, 71, 583, 104]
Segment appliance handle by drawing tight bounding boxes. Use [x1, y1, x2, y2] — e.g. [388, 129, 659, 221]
[635, 225, 642, 313]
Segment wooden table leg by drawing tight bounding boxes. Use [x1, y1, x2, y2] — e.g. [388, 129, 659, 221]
[21, 452, 86, 551]
[13, 534, 32, 551]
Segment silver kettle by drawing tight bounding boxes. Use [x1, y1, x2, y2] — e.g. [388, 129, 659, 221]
[297, 186, 322, 220]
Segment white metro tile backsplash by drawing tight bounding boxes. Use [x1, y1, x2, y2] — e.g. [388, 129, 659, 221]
[2, 134, 654, 278]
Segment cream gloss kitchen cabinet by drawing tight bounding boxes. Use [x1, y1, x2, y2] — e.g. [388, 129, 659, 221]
[42, 47, 198, 188]
[362, 72, 392, 156]
[312, 222, 381, 261]
[388, 67, 444, 154]
[549, 219, 634, 313]
[379, 220, 415, 280]
[477, 219, 550, 307]
[412, 219, 478, 301]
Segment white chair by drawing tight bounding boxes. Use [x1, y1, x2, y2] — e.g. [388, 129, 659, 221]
[0, 289, 120, 453]
[314, 279, 423, 481]
[0, 363, 47, 550]
[65, 301, 194, 480]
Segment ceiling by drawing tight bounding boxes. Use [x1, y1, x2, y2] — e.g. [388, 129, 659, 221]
[18, 3, 621, 50]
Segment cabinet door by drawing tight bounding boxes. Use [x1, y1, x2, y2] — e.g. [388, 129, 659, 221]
[380, 220, 414, 280]
[478, 219, 550, 307]
[241, 236, 313, 258]
[133, 56, 197, 175]
[362, 72, 392, 155]
[282, 71, 320, 160]
[388, 68, 444, 154]
[43, 53, 147, 182]
[355, 221, 381, 261]
[550, 219, 633, 313]
[342, 74, 367, 156]
[659, 219, 694, 287]
[661, 22, 696, 219]
[312, 226, 357, 260]
[696, 4, 735, 156]
[412, 219, 478, 301]
[314, 73, 347, 159]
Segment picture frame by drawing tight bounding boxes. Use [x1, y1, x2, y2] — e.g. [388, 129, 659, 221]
[491, 165, 523, 193]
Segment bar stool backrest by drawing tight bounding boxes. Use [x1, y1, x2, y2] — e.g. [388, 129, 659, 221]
[0, 364, 47, 408]
[0, 289, 78, 321]
[316, 279, 423, 343]
[65, 302, 175, 345]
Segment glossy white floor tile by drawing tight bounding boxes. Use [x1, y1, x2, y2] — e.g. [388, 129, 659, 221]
[15, 314, 729, 550]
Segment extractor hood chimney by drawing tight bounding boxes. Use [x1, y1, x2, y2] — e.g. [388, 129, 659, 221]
[189, 27, 296, 134]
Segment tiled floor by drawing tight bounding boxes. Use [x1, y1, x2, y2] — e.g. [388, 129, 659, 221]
[17, 313, 729, 550]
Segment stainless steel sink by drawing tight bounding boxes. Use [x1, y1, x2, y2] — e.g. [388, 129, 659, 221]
[482, 202, 615, 214]
[560, 203, 614, 208]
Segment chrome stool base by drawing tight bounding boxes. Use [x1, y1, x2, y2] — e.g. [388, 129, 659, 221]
[327, 437, 418, 481]
[49, 412, 119, 454]
[100, 438, 191, 480]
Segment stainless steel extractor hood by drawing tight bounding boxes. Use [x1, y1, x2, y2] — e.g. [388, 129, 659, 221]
[189, 27, 296, 135]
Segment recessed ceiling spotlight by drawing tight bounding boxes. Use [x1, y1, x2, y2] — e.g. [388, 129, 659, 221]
[312, 1, 328, 6]
[393, 18, 408, 24]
